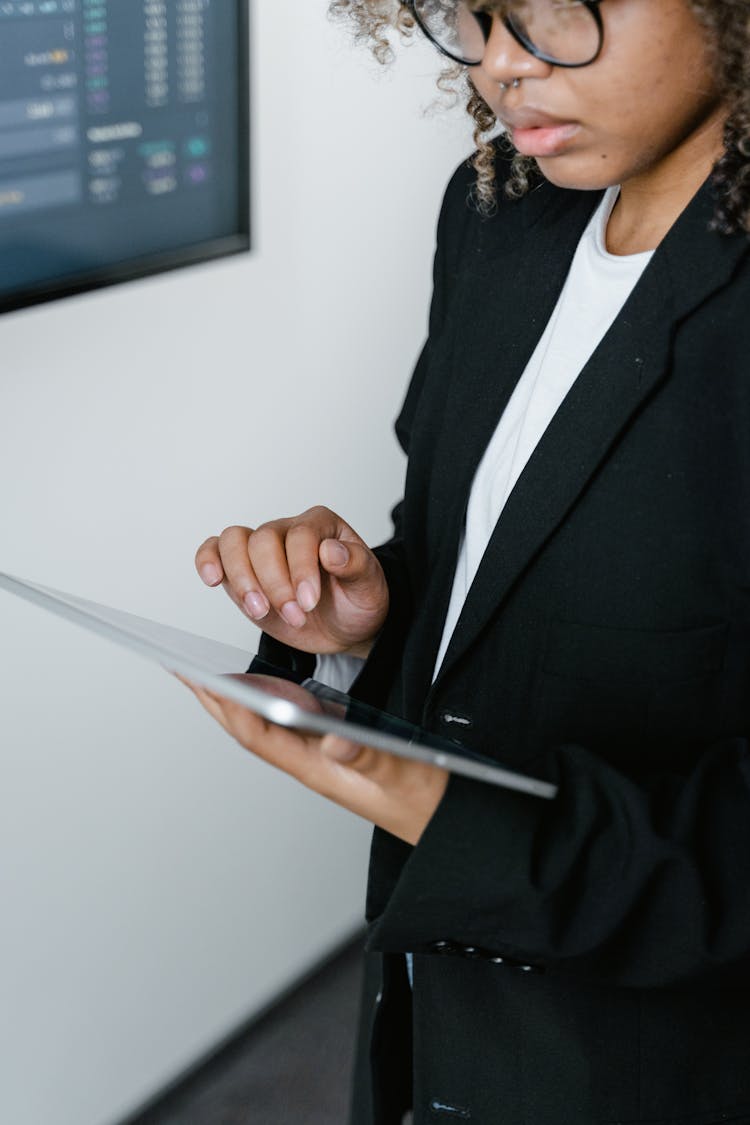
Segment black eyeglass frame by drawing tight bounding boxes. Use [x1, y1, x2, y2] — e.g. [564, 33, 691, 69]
[405, 0, 605, 69]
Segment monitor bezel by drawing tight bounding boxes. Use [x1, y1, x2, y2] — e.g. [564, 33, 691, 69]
[0, 0, 251, 318]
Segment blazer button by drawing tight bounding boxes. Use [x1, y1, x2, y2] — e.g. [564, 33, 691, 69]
[429, 940, 457, 955]
[440, 710, 473, 729]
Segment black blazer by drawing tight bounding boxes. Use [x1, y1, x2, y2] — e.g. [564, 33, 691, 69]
[264, 154, 750, 1125]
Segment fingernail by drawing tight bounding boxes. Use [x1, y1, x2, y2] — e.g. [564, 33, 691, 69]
[324, 540, 349, 567]
[296, 580, 317, 612]
[244, 590, 270, 619]
[200, 564, 221, 586]
[281, 600, 306, 629]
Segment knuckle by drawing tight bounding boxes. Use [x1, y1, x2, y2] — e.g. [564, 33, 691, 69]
[285, 521, 311, 539]
[218, 524, 249, 546]
[248, 524, 280, 553]
[195, 536, 219, 561]
[298, 504, 332, 526]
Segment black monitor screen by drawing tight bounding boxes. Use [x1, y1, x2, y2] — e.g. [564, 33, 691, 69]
[0, 0, 249, 314]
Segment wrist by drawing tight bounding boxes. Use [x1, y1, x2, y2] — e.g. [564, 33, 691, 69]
[344, 637, 377, 660]
[390, 765, 450, 846]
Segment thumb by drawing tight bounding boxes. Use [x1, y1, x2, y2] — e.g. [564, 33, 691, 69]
[319, 733, 363, 763]
[319, 538, 376, 584]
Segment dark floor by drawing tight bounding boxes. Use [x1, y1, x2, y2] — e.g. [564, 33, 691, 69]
[127, 936, 367, 1125]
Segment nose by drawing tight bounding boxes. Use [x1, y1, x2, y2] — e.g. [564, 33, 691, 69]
[478, 14, 553, 87]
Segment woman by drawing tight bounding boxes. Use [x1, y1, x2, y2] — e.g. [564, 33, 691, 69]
[190, 2, 750, 1122]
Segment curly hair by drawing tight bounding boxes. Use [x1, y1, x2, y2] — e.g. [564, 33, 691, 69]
[329, 0, 750, 234]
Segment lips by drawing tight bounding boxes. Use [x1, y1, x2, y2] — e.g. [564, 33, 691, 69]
[501, 108, 580, 158]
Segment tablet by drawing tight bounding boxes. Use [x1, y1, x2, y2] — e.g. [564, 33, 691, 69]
[0, 571, 557, 800]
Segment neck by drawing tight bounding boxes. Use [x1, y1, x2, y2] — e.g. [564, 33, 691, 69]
[606, 105, 727, 256]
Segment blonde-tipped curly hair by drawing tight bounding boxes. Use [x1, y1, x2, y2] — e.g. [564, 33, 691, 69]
[329, 0, 750, 234]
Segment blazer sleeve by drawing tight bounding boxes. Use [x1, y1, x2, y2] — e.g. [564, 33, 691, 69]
[366, 735, 750, 988]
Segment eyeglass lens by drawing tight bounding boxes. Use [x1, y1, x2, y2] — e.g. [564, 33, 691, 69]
[412, 0, 601, 68]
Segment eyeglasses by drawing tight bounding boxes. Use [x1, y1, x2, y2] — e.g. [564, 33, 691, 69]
[406, 0, 605, 69]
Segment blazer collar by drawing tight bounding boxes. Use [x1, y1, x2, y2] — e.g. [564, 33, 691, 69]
[417, 175, 749, 705]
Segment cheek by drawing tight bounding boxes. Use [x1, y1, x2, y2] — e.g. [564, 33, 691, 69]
[533, 94, 667, 191]
[469, 71, 502, 120]
[585, 8, 721, 143]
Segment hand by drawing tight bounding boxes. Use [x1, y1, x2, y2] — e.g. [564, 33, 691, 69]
[195, 507, 389, 658]
[180, 675, 449, 847]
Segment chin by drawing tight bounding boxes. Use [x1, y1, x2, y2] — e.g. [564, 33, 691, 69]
[534, 153, 623, 193]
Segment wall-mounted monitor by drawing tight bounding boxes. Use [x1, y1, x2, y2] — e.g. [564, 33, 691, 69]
[0, 0, 250, 315]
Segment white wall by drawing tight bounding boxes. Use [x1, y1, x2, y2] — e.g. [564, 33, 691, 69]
[0, 7, 468, 1124]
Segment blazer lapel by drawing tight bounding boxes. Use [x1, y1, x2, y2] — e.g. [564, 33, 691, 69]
[435, 184, 599, 527]
[429, 179, 749, 697]
[401, 186, 599, 714]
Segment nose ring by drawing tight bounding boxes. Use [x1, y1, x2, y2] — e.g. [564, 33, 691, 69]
[500, 78, 521, 90]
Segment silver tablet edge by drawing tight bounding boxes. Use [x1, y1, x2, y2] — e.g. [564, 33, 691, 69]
[0, 571, 558, 801]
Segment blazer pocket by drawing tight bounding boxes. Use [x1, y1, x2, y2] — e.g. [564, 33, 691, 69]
[531, 618, 727, 772]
